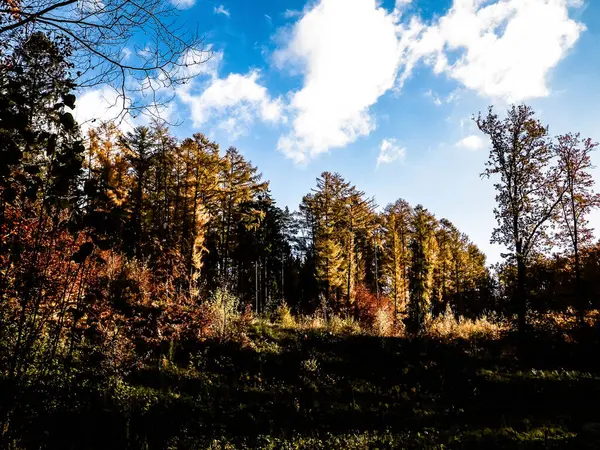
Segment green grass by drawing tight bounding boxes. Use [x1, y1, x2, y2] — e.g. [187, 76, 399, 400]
[3, 324, 600, 449]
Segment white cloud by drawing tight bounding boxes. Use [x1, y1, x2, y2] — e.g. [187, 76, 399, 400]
[137, 46, 151, 59]
[377, 138, 406, 166]
[271, 0, 583, 164]
[73, 86, 178, 134]
[394, 0, 413, 13]
[171, 0, 195, 9]
[445, 88, 461, 103]
[121, 47, 132, 62]
[456, 134, 486, 151]
[425, 89, 443, 106]
[214, 5, 230, 17]
[425, 88, 463, 106]
[178, 71, 285, 138]
[275, 0, 405, 163]
[78, 0, 105, 13]
[73, 86, 134, 133]
[180, 48, 222, 79]
[283, 9, 302, 19]
[406, 0, 584, 102]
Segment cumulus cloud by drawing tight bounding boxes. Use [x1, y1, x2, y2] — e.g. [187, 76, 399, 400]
[180, 48, 222, 79]
[73, 86, 134, 133]
[172, 0, 195, 9]
[178, 71, 285, 138]
[214, 5, 230, 17]
[73, 86, 178, 134]
[275, 0, 405, 163]
[271, 0, 583, 163]
[377, 138, 406, 166]
[456, 134, 487, 151]
[407, 0, 584, 102]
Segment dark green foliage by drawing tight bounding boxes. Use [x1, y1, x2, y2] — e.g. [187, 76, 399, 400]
[3, 326, 600, 449]
[407, 205, 437, 333]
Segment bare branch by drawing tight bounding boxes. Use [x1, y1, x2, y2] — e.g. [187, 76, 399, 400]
[1, 0, 211, 120]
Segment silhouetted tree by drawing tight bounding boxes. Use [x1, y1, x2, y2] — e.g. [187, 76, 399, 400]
[477, 104, 565, 336]
[555, 133, 600, 324]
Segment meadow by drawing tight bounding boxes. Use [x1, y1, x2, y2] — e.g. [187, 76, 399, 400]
[5, 306, 600, 449]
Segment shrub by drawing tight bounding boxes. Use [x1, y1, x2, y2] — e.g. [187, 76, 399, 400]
[353, 285, 397, 336]
[275, 302, 296, 328]
[296, 314, 326, 331]
[328, 315, 362, 335]
[427, 305, 508, 341]
[204, 288, 245, 342]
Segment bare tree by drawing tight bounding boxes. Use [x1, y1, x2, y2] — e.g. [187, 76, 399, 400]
[1, 0, 210, 120]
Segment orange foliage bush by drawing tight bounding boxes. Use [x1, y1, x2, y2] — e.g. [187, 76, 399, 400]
[82, 250, 220, 373]
[0, 205, 103, 377]
[352, 285, 400, 336]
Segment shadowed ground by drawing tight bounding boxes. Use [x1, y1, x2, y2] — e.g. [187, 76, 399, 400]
[4, 324, 600, 449]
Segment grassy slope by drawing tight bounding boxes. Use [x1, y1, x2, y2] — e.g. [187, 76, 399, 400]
[9, 323, 600, 449]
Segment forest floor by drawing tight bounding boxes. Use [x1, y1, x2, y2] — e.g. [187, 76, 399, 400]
[8, 322, 600, 449]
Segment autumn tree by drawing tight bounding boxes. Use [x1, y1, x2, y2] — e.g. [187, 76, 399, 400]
[407, 205, 438, 333]
[461, 242, 491, 316]
[147, 123, 177, 244]
[233, 193, 294, 312]
[381, 199, 412, 319]
[431, 219, 453, 316]
[0, 32, 91, 384]
[172, 133, 221, 291]
[119, 127, 158, 258]
[301, 173, 348, 315]
[203, 147, 268, 293]
[299, 172, 377, 316]
[341, 188, 376, 310]
[477, 104, 565, 335]
[555, 133, 600, 324]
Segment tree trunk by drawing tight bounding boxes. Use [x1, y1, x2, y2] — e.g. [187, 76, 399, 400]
[570, 186, 585, 327]
[516, 253, 527, 337]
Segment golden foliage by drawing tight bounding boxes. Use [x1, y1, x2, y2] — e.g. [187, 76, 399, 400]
[426, 307, 509, 341]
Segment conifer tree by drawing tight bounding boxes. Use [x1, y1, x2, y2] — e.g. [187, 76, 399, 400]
[408, 205, 438, 333]
[120, 126, 157, 259]
[381, 199, 412, 318]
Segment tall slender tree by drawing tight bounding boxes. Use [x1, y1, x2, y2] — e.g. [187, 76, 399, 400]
[381, 199, 412, 319]
[555, 133, 600, 324]
[477, 104, 565, 335]
[408, 205, 438, 333]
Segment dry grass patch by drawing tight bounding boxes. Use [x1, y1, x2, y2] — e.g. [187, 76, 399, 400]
[427, 311, 509, 341]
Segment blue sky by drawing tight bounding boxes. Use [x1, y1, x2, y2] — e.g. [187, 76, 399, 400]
[77, 0, 600, 264]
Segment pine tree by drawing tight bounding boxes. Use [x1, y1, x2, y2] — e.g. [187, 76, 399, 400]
[120, 126, 157, 259]
[432, 219, 453, 316]
[407, 205, 438, 333]
[381, 199, 412, 319]
[206, 147, 268, 292]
